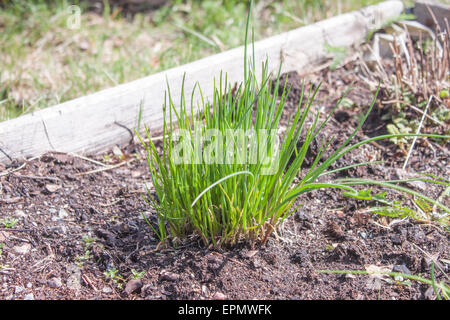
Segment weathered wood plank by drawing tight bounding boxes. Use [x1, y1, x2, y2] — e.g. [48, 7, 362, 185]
[0, 1, 404, 164]
[414, 1, 450, 32]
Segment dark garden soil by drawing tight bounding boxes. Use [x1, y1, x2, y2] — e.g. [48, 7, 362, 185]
[0, 61, 448, 300]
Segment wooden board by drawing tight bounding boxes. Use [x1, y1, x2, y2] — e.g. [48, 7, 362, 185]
[0, 1, 404, 164]
[415, 1, 450, 32]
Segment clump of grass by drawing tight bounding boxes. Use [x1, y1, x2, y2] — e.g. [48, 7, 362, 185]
[139, 4, 449, 248]
[365, 19, 449, 150]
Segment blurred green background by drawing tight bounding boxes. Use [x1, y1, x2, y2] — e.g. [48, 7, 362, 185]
[0, 0, 388, 121]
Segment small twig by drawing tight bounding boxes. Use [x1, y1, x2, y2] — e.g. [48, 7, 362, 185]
[357, 52, 374, 80]
[102, 68, 118, 86]
[12, 174, 60, 182]
[27, 155, 43, 162]
[8, 235, 31, 243]
[0, 267, 16, 274]
[0, 162, 27, 177]
[74, 160, 131, 176]
[381, 99, 445, 127]
[99, 199, 122, 207]
[409, 241, 448, 281]
[424, 139, 437, 161]
[367, 45, 389, 82]
[429, 140, 449, 155]
[173, 23, 219, 49]
[68, 152, 108, 167]
[41, 117, 56, 150]
[0, 228, 32, 232]
[114, 121, 134, 144]
[0, 146, 13, 162]
[402, 95, 433, 170]
[0, 197, 21, 204]
[370, 220, 392, 230]
[40, 151, 109, 167]
[82, 274, 98, 291]
[31, 255, 54, 272]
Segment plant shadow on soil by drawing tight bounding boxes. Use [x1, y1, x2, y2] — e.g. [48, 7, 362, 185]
[0, 60, 448, 300]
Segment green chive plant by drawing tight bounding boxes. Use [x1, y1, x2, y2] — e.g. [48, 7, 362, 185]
[139, 3, 449, 248]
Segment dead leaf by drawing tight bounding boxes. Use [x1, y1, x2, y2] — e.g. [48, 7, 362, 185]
[365, 264, 393, 280]
[365, 264, 393, 291]
[112, 146, 123, 157]
[212, 292, 227, 300]
[378, 216, 389, 226]
[131, 171, 142, 179]
[45, 184, 61, 193]
[364, 264, 393, 291]
[352, 212, 370, 226]
[326, 221, 345, 239]
[0, 231, 8, 242]
[244, 250, 259, 258]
